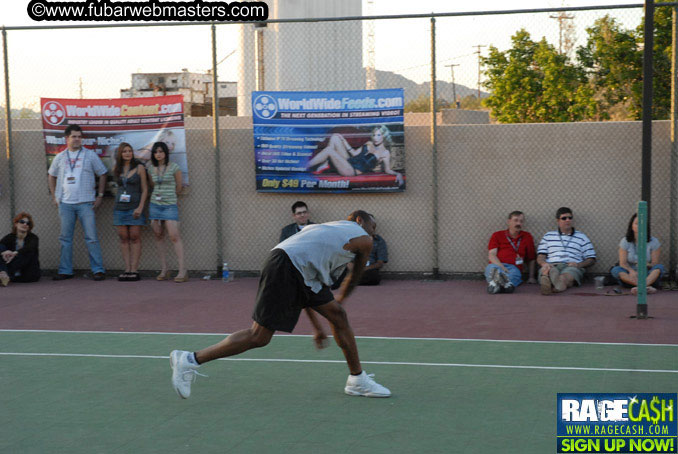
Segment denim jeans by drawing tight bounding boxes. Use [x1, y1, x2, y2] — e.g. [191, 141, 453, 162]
[610, 264, 665, 286]
[58, 202, 105, 274]
[484, 263, 523, 287]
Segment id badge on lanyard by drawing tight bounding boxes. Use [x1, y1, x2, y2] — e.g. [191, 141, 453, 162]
[506, 232, 523, 265]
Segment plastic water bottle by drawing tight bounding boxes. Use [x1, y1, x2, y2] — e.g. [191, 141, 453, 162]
[222, 262, 233, 282]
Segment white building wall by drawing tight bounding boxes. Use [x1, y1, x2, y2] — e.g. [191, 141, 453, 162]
[237, 0, 362, 115]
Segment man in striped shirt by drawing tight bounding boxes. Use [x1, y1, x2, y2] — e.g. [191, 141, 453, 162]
[537, 207, 596, 295]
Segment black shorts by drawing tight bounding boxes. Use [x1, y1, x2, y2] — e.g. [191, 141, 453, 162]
[252, 249, 334, 333]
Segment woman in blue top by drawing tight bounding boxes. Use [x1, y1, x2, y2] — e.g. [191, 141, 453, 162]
[148, 142, 188, 283]
[112, 142, 148, 281]
[610, 213, 665, 294]
[306, 126, 404, 186]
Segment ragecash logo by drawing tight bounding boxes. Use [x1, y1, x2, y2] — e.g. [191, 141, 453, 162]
[252, 94, 278, 120]
[42, 101, 66, 125]
[557, 394, 677, 453]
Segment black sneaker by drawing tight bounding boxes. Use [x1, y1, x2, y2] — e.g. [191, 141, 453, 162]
[52, 274, 74, 281]
[93, 272, 106, 281]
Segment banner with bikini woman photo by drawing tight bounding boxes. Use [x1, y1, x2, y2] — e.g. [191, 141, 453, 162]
[40, 95, 190, 195]
[252, 89, 405, 193]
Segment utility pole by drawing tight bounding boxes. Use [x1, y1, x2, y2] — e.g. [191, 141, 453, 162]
[549, 11, 575, 55]
[473, 45, 486, 101]
[444, 63, 459, 108]
[254, 22, 266, 91]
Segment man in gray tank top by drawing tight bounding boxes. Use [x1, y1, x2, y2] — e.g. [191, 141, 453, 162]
[169, 210, 391, 399]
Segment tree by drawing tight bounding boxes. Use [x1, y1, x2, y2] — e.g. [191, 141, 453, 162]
[459, 95, 483, 110]
[637, 2, 672, 120]
[577, 15, 641, 120]
[481, 29, 596, 123]
[404, 94, 451, 113]
[577, 5, 673, 121]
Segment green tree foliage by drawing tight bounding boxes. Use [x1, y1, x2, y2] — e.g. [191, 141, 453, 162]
[577, 15, 642, 120]
[638, 3, 672, 120]
[481, 29, 596, 123]
[483, 5, 674, 123]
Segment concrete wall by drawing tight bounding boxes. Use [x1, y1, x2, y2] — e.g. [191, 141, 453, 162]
[0, 119, 674, 276]
[441, 109, 490, 125]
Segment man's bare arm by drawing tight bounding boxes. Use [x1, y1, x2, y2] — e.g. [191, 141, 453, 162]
[48, 175, 58, 206]
[336, 235, 373, 304]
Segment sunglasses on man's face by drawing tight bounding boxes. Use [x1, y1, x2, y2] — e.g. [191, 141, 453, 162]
[17, 219, 30, 225]
[559, 216, 573, 221]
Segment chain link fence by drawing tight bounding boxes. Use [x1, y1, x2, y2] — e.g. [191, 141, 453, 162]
[1, 3, 677, 280]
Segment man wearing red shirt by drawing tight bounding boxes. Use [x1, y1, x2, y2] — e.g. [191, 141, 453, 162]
[485, 211, 537, 294]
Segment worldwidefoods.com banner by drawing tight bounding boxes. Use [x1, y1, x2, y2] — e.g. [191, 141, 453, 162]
[41, 95, 190, 194]
[252, 89, 406, 193]
[557, 394, 677, 453]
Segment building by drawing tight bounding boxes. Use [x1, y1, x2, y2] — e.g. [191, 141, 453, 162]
[120, 69, 238, 116]
[237, 0, 363, 115]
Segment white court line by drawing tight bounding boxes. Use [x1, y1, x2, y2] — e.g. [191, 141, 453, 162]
[1, 352, 677, 373]
[1, 329, 676, 347]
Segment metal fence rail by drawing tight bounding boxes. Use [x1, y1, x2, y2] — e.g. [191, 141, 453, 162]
[1, 3, 677, 282]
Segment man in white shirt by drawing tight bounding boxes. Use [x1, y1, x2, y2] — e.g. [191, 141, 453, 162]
[169, 210, 391, 400]
[48, 124, 108, 281]
[537, 207, 596, 294]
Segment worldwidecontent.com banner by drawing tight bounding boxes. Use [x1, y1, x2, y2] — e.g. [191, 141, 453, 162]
[557, 394, 677, 453]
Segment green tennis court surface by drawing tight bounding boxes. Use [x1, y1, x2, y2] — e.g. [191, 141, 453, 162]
[1, 330, 676, 453]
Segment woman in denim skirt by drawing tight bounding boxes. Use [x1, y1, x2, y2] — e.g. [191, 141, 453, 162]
[148, 141, 188, 283]
[112, 142, 148, 281]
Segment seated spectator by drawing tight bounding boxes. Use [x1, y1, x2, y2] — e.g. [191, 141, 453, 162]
[610, 213, 665, 295]
[537, 207, 596, 295]
[280, 201, 315, 242]
[331, 213, 387, 288]
[361, 217, 388, 285]
[0, 212, 41, 286]
[485, 211, 536, 294]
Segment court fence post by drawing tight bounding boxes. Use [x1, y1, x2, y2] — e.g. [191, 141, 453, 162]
[211, 23, 225, 275]
[636, 201, 648, 319]
[670, 5, 678, 282]
[430, 16, 439, 279]
[2, 27, 16, 220]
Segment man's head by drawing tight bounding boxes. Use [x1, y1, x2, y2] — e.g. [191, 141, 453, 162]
[291, 201, 309, 226]
[506, 211, 525, 234]
[64, 124, 83, 151]
[555, 207, 574, 233]
[348, 210, 376, 236]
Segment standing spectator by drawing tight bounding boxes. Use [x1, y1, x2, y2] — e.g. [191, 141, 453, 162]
[485, 211, 537, 294]
[610, 213, 665, 295]
[48, 124, 108, 281]
[537, 207, 596, 294]
[0, 212, 41, 286]
[112, 143, 148, 281]
[280, 201, 315, 242]
[148, 142, 187, 283]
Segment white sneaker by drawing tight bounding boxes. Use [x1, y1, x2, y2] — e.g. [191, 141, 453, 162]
[344, 371, 391, 398]
[170, 350, 205, 399]
[494, 269, 508, 287]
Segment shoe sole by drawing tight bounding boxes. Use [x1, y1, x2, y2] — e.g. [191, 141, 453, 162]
[169, 351, 188, 399]
[344, 387, 391, 398]
[540, 275, 552, 295]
